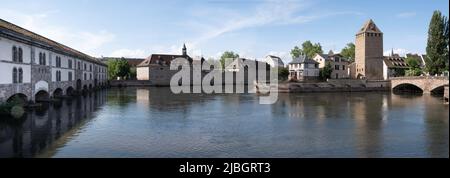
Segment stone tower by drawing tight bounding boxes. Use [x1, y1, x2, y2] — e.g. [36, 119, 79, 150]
[354, 19, 384, 80]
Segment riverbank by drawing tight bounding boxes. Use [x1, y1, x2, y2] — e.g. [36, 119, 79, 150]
[110, 79, 391, 92]
[257, 79, 391, 93]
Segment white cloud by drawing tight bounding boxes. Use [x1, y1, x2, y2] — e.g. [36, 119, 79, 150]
[186, 0, 363, 57]
[0, 9, 115, 57]
[110, 49, 147, 58]
[396, 12, 416, 18]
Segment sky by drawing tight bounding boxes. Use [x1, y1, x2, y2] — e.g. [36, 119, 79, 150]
[1, 0, 448, 63]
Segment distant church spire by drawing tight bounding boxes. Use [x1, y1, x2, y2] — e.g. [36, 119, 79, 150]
[182, 43, 187, 56]
[328, 50, 334, 56]
[391, 48, 394, 57]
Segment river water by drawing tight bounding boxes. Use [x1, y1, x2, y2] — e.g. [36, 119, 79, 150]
[0, 87, 448, 158]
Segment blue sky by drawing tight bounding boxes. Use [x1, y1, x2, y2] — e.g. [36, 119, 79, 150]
[1, 0, 448, 63]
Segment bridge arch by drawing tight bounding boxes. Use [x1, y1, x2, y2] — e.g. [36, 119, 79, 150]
[430, 85, 447, 95]
[66, 86, 75, 96]
[53, 88, 63, 98]
[6, 93, 28, 106]
[392, 83, 424, 94]
[35, 90, 50, 102]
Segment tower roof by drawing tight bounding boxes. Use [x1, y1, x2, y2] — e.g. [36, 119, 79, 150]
[357, 19, 382, 34]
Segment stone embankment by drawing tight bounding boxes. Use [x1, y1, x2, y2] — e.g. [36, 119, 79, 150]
[257, 79, 391, 93]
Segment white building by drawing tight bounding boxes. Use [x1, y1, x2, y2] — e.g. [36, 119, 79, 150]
[0, 18, 108, 103]
[265, 55, 285, 68]
[288, 54, 320, 81]
[312, 52, 350, 79]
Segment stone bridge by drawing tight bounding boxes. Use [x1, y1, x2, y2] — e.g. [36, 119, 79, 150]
[390, 76, 449, 94]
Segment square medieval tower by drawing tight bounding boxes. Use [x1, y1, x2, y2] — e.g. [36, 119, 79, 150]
[354, 19, 384, 80]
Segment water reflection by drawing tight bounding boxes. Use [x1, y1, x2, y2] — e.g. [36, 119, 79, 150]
[0, 91, 107, 158]
[0, 88, 448, 158]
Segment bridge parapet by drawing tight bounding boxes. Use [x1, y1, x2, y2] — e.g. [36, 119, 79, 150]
[390, 76, 449, 94]
[390, 76, 449, 80]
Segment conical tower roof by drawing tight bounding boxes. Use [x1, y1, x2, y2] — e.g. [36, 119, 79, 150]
[357, 19, 382, 34]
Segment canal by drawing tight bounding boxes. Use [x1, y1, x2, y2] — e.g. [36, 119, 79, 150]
[0, 87, 448, 158]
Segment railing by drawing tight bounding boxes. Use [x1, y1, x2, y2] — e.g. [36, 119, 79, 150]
[390, 76, 449, 80]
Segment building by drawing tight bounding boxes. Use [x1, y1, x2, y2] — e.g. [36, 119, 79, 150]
[265, 55, 285, 68]
[136, 44, 207, 85]
[312, 52, 350, 79]
[0, 18, 107, 104]
[224, 58, 270, 72]
[383, 55, 409, 80]
[288, 54, 320, 81]
[353, 19, 384, 80]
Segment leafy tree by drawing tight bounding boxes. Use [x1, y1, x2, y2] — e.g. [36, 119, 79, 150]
[129, 67, 137, 79]
[290, 41, 323, 59]
[290, 46, 302, 59]
[445, 17, 449, 71]
[405, 56, 422, 76]
[277, 67, 290, 81]
[107, 58, 131, 80]
[340, 43, 355, 62]
[320, 62, 333, 80]
[426, 10, 448, 75]
[220, 51, 239, 69]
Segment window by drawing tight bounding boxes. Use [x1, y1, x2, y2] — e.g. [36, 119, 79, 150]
[68, 59, 72, 69]
[56, 56, 61, 67]
[18, 48, 23, 63]
[342, 65, 345, 70]
[43, 53, 46, 65]
[39, 52, 46, 65]
[334, 57, 340, 62]
[39, 53, 42, 64]
[68, 72, 73, 81]
[56, 71, 61, 81]
[84, 63, 87, 70]
[12, 68, 17, 83]
[335, 65, 340, 70]
[90, 74, 92, 80]
[12, 46, 18, 62]
[78, 61, 81, 70]
[90, 65, 92, 72]
[84, 73, 87, 80]
[18, 68, 23, 83]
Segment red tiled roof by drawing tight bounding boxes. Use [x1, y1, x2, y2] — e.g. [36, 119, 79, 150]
[137, 54, 207, 67]
[383, 56, 409, 68]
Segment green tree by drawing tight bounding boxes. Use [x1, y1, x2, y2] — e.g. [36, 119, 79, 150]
[277, 67, 290, 81]
[445, 17, 449, 71]
[129, 67, 137, 79]
[340, 43, 355, 62]
[320, 62, 333, 80]
[405, 56, 422, 76]
[290, 46, 302, 59]
[426, 10, 448, 75]
[290, 41, 323, 59]
[220, 51, 239, 69]
[107, 58, 131, 80]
